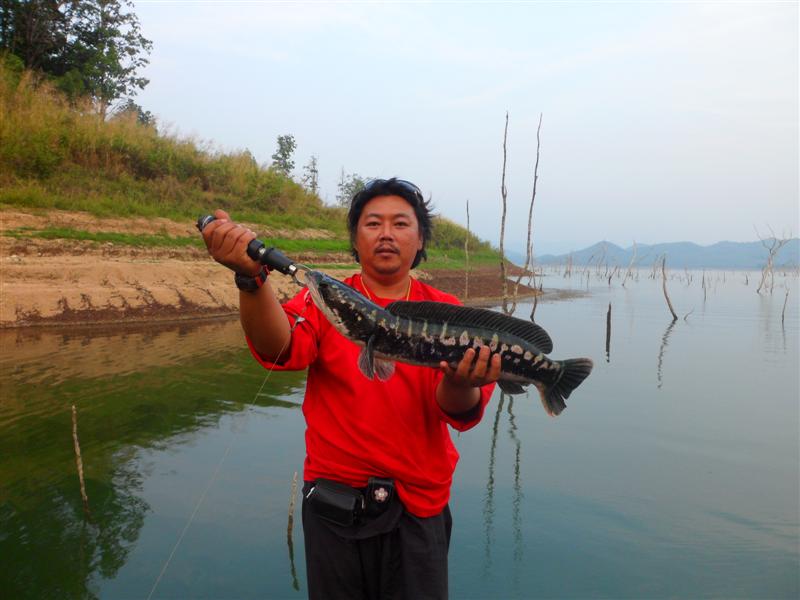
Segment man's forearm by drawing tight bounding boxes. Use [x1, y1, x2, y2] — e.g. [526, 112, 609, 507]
[239, 282, 292, 361]
[435, 378, 481, 416]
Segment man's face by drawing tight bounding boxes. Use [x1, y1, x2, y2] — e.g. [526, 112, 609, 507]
[354, 195, 424, 277]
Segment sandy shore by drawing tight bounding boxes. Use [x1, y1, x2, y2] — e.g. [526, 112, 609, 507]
[0, 209, 539, 328]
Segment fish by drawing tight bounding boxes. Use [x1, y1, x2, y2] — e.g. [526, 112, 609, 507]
[302, 270, 593, 416]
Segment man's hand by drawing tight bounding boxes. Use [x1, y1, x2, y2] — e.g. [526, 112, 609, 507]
[200, 209, 261, 276]
[436, 346, 501, 417]
[439, 346, 501, 388]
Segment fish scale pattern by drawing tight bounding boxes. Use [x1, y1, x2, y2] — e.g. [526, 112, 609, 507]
[384, 301, 553, 353]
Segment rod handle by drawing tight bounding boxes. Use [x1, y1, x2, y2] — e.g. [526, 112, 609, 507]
[196, 215, 297, 276]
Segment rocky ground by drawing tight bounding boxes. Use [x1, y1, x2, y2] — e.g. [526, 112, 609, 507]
[1, 209, 538, 328]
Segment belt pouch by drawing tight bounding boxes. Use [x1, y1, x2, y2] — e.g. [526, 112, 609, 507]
[307, 479, 364, 527]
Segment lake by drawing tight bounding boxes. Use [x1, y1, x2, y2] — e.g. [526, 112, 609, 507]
[1, 269, 797, 599]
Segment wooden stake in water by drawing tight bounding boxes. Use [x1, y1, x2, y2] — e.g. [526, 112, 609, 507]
[605, 302, 612, 363]
[782, 288, 790, 327]
[71, 404, 90, 515]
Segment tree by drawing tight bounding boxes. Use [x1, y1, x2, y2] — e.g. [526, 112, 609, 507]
[301, 154, 319, 195]
[271, 134, 296, 176]
[755, 226, 792, 294]
[62, 0, 152, 118]
[0, 0, 152, 117]
[0, 0, 69, 72]
[335, 168, 367, 207]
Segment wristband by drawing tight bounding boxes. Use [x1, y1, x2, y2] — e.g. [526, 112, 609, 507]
[234, 267, 269, 293]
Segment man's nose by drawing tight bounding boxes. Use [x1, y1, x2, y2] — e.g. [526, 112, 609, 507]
[378, 223, 394, 239]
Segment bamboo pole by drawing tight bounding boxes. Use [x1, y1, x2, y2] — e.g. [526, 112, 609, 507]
[71, 404, 90, 515]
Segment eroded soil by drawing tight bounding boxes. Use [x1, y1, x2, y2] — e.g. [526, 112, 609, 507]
[0, 209, 537, 328]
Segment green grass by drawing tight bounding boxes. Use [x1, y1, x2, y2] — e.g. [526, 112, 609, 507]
[4, 227, 203, 247]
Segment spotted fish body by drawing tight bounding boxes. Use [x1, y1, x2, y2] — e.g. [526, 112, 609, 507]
[303, 270, 593, 416]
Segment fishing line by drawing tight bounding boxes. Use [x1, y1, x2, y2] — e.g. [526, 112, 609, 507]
[147, 304, 308, 599]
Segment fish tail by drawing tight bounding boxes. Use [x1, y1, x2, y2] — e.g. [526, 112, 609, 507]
[540, 358, 594, 417]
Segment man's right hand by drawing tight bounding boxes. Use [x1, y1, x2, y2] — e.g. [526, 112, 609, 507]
[200, 209, 262, 277]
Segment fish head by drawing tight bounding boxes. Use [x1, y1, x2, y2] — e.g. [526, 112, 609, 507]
[302, 270, 380, 341]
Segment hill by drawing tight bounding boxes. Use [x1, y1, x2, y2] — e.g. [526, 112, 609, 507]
[535, 239, 800, 270]
[0, 59, 523, 327]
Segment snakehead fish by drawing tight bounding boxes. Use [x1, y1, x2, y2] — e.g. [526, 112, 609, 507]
[303, 270, 593, 416]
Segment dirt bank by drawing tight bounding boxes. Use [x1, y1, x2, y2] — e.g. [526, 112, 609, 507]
[1, 209, 539, 328]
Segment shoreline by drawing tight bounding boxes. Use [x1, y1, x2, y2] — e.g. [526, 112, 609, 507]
[0, 208, 553, 329]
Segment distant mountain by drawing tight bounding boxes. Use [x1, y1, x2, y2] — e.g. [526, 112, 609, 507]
[533, 239, 800, 270]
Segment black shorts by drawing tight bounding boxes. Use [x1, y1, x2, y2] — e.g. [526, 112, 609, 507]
[302, 481, 452, 600]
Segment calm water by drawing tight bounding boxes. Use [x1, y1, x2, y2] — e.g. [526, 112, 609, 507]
[1, 270, 798, 599]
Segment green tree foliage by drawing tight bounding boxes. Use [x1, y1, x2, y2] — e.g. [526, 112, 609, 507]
[301, 154, 319, 195]
[335, 168, 367, 207]
[0, 1, 68, 71]
[0, 0, 152, 117]
[271, 134, 296, 176]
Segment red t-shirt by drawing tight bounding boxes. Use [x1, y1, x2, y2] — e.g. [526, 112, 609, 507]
[247, 274, 494, 517]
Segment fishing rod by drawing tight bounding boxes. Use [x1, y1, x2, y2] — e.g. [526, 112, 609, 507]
[196, 215, 309, 284]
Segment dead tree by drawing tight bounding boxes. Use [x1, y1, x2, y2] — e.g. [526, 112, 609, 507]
[465, 200, 470, 300]
[499, 112, 510, 312]
[756, 226, 792, 294]
[621, 242, 638, 287]
[661, 255, 678, 321]
[510, 113, 543, 315]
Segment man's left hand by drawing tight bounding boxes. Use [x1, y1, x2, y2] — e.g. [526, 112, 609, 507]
[439, 345, 502, 388]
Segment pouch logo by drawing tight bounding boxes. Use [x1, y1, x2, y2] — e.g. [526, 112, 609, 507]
[373, 487, 389, 503]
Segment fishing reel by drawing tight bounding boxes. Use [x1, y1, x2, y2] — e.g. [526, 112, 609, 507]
[196, 215, 309, 284]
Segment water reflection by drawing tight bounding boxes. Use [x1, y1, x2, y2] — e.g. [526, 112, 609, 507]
[656, 320, 677, 389]
[0, 318, 307, 600]
[3, 270, 798, 599]
[506, 397, 524, 576]
[482, 392, 505, 575]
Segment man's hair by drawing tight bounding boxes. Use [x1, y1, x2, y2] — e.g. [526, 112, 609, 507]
[347, 178, 434, 269]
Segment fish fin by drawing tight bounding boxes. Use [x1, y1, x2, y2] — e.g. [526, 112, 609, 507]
[539, 358, 594, 417]
[385, 301, 553, 353]
[373, 359, 395, 382]
[497, 380, 528, 395]
[357, 337, 376, 379]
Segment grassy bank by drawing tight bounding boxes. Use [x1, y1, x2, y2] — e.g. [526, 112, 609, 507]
[0, 58, 499, 269]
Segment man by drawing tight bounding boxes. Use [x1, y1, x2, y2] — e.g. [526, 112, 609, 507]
[201, 178, 499, 599]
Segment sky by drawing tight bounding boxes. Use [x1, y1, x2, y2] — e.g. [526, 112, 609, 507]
[133, 1, 798, 256]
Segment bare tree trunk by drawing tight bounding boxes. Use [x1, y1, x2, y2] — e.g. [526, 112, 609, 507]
[71, 405, 90, 516]
[510, 113, 543, 316]
[661, 255, 678, 321]
[622, 242, 637, 287]
[465, 200, 470, 301]
[499, 112, 510, 313]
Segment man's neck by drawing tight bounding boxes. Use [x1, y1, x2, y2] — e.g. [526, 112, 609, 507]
[360, 271, 412, 299]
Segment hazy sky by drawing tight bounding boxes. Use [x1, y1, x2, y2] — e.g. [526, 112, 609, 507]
[133, 1, 798, 255]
